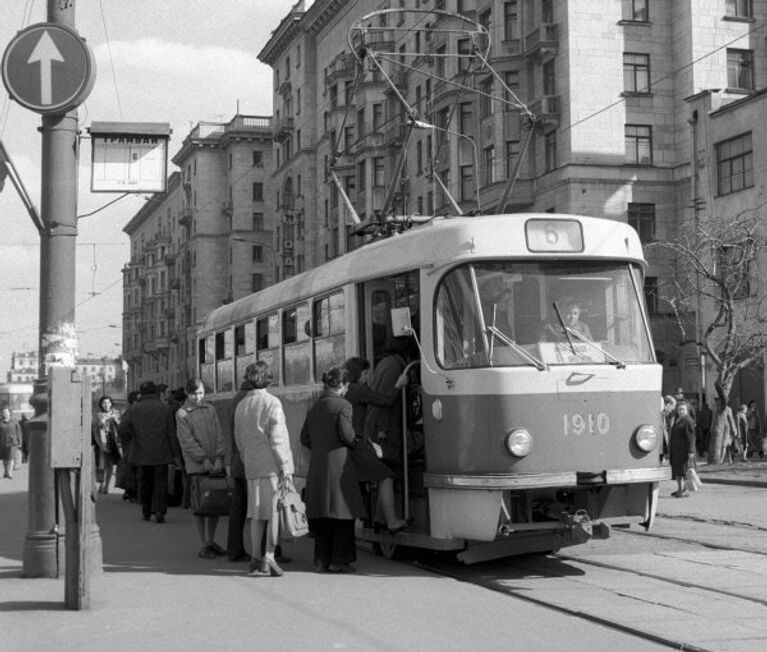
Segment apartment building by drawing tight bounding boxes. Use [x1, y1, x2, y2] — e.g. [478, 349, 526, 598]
[257, 0, 767, 404]
[122, 115, 275, 390]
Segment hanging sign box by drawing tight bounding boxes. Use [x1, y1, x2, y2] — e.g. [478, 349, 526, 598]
[89, 121, 171, 193]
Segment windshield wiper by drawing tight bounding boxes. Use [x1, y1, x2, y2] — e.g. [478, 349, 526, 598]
[487, 325, 547, 371]
[564, 327, 626, 369]
[553, 301, 576, 355]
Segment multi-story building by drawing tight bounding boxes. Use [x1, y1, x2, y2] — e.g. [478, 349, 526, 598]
[6, 350, 37, 383]
[257, 0, 767, 405]
[122, 115, 275, 390]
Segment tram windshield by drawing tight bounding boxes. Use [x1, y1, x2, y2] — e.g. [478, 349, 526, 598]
[435, 261, 654, 368]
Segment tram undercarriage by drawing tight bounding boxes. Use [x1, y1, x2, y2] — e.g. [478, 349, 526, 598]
[357, 470, 668, 564]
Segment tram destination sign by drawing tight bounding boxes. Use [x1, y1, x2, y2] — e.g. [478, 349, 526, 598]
[1, 23, 96, 114]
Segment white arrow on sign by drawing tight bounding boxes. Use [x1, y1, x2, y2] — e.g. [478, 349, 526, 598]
[27, 30, 64, 105]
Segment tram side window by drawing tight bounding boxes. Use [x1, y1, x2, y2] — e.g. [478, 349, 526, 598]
[313, 291, 346, 380]
[256, 313, 281, 385]
[199, 337, 215, 392]
[283, 303, 311, 385]
[215, 329, 234, 392]
[234, 322, 256, 389]
[435, 267, 485, 368]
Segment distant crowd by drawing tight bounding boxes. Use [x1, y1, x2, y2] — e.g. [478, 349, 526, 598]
[662, 386, 763, 498]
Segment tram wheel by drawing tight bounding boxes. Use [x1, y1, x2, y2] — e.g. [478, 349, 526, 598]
[373, 540, 398, 559]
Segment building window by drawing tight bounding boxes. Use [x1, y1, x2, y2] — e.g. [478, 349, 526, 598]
[505, 140, 520, 177]
[716, 132, 753, 196]
[459, 102, 473, 135]
[628, 203, 656, 242]
[622, 0, 648, 21]
[625, 124, 652, 164]
[624, 53, 650, 93]
[372, 157, 385, 187]
[644, 277, 658, 314]
[544, 131, 556, 172]
[543, 59, 555, 95]
[435, 44, 446, 78]
[503, 1, 518, 40]
[479, 77, 493, 118]
[251, 274, 264, 292]
[725, 0, 752, 18]
[416, 140, 423, 174]
[727, 49, 754, 90]
[252, 182, 263, 201]
[457, 38, 471, 72]
[252, 212, 264, 230]
[372, 103, 384, 131]
[252, 246, 263, 262]
[719, 245, 753, 299]
[483, 145, 495, 185]
[252, 151, 263, 167]
[460, 164, 474, 202]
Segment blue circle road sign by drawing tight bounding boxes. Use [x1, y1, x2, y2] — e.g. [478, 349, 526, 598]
[2, 22, 96, 115]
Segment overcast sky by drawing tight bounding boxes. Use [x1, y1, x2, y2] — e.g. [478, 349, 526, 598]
[0, 0, 296, 374]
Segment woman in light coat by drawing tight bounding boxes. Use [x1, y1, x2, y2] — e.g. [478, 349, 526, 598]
[234, 361, 294, 577]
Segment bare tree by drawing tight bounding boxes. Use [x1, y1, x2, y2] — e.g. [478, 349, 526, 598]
[652, 209, 767, 407]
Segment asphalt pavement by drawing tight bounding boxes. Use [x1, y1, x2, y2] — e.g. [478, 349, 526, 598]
[2, 458, 766, 651]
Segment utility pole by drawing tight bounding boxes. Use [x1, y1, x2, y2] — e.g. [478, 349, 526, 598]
[1, 0, 96, 582]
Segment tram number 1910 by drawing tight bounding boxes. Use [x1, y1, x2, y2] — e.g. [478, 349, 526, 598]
[563, 413, 610, 436]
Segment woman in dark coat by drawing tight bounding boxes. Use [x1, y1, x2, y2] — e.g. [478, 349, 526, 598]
[669, 401, 696, 497]
[301, 367, 362, 572]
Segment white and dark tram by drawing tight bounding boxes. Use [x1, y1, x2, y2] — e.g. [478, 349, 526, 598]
[198, 213, 670, 563]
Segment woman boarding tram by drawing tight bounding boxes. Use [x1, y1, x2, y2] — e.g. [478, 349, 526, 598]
[197, 214, 669, 563]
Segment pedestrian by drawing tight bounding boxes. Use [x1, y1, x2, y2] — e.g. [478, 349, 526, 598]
[118, 381, 181, 523]
[117, 390, 141, 502]
[674, 387, 696, 422]
[697, 400, 712, 459]
[661, 395, 677, 462]
[226, 379, 253, 562]
[342, 356, 411, 533]
[300, 367, 365, 573]
[92, 395, 122, 494]
[708, 395, 736, 465]
[746, 400, 763, 459]
[175, 377, 227, 559]
[0, 406, 22, 479]
[234, 361, 295, 577]
[736, 404, 749, 462]
[669, 401, 696, 497]
[364, 335, 418, 468]
[19, 414, 29, 464]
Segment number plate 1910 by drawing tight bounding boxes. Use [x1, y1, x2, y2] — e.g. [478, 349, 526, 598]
[563, 413, 610, 436]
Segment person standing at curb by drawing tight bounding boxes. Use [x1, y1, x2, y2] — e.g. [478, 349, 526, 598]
[118, 381, 182, 523]
[746, 400, 763, 459]
[0, 406, 22, 479]
[669, 401, 696, 497]
[176, 377, 227, 559]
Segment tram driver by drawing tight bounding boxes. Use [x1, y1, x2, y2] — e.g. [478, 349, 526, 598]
[539, 298, 593, 343]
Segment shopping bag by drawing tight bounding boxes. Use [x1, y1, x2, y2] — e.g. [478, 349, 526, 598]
[685, 467, 703, 492]
[277, 477, 309, 539]
[190, 472, 232, 517]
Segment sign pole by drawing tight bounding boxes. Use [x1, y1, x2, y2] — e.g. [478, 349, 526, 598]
[23, 0, 82, 581]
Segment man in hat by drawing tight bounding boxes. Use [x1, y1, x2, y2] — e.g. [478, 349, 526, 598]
[118, 381, 181, 523]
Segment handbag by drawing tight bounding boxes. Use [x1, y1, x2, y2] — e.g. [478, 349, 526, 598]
[277, 476, 309, 539]
[685, 467, 703, 492]
[190, 472, 232, 517]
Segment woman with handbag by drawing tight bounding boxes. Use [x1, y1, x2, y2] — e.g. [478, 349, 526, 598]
[176, 377, 227, 559]
[92, 395, 121, 494]
[234, 361, 295, 577]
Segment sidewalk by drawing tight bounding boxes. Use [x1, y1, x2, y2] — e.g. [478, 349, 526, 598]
[0, 464, 666, 652]
[693, 457, 767, 488]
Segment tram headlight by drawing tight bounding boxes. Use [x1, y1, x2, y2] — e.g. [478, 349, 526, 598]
[504, 429, 532, 458]
[634, 424, 659, 452]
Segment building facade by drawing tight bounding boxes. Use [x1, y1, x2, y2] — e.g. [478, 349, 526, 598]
[256, 0, 767, 406]
[122, 115, 275, 390]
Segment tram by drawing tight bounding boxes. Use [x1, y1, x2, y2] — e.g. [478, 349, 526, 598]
[197, 213, 670, 563]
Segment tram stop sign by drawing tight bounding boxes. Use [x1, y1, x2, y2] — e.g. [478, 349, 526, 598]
[1, 23, 96, 115]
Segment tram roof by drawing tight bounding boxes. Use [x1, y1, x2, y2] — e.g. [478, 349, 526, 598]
[200, 213, 644, 334]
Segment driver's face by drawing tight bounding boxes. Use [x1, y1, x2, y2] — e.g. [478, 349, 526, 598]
[564, 307, 580, 324]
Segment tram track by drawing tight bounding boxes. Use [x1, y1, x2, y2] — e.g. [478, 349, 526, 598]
[410, 553, 712, 652]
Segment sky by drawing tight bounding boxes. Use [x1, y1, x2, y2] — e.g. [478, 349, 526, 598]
[0, 0, 297, 376]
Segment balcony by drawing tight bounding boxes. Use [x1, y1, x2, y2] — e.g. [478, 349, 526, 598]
[384, 123, 409, 146]
[384, 70, 408, 94]
[529, 95, 561, 127]
[179, 206, 193, 226]
[524, 23, 559, 58]
[364, 30, 395, 52]
[325, 53, 356, 85]
[273, 116, 294, 142]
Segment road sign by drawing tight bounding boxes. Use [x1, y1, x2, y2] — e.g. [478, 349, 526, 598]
[1, 22, 96, 114]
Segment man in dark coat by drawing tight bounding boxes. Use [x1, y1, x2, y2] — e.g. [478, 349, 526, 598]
[118, 381, 181, 523]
